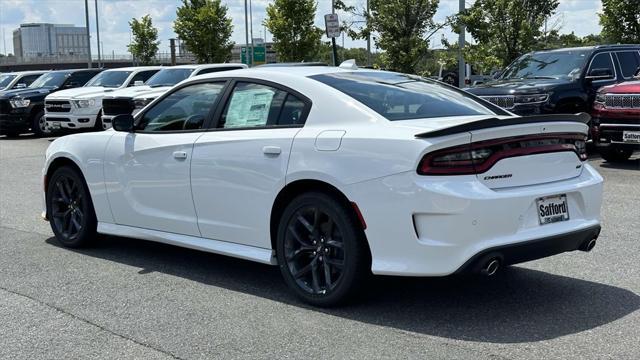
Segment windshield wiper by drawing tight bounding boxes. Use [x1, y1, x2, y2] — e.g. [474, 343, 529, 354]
[524, 76, 556, 79]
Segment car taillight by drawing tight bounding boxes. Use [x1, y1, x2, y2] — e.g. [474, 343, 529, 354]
[418, 133, 587, 176]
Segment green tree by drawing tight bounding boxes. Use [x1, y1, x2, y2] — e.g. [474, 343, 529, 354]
[599, 0, 640, 43]
[173, 0, 234, 63]
[264, 0, 323, 62]
[367, 0, 443, 73]
[127, 15, 160, 65]
[458, 0, 559, 66]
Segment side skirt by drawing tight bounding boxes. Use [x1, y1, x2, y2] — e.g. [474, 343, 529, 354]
[97, 222, 277, 265]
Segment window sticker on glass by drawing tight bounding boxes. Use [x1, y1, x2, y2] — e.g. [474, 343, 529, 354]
[224, 87, 275, 128]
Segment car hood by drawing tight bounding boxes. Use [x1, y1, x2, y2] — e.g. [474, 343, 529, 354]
[465, 78, 571, 95]
[46, 86, 120, 100]
[101, 85, 168, 100]
[0, 87, 54, 99]
[598, 80, 640, 94]
[130, 86, 171, 100]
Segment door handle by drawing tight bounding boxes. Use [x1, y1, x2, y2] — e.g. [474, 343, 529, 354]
[173, 151, 188, 160]
[262, 146, 281, 156]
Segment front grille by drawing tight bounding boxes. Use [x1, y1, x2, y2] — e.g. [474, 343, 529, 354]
[0, 99, 9, 114]
[45, 100, 72, 113]
[480, 95, 515, 109]
[604, 94, 640, 109]
[102, 98, 134, 116]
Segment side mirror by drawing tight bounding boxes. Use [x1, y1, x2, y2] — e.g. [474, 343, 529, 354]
[133, 80, 144, 86]
[586, 68, 613, 80]
[15, 83, 27, 89]
[112, 114, 135, 132]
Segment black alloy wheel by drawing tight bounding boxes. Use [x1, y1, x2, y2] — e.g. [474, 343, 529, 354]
[277, 192, 370, 306]
[32, 110, 51, 137]
[47, 166, 97, 247]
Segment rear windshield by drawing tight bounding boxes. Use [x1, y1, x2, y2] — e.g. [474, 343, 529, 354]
[146, 68, 194, 87]
[310, 72, 497, 120]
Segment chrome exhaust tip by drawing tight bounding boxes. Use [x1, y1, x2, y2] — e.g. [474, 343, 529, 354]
[580, 238, 597, 252]
[481, 258, 501, 276]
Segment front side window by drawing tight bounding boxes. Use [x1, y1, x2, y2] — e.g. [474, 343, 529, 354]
[137, 82, 225, 132]
[587, 53, 615, 78]
[220, 82, 305, 129]
[311, 72, 497, 121]
[85, 71, 132, 88]
[128, 70, 160, 86]
[501, 50, 589, 80]
[616, 51, 640, 78]
[0, 75, 17, 88]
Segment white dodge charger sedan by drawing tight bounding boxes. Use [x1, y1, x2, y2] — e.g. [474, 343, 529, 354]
[42, 65, 603, 306]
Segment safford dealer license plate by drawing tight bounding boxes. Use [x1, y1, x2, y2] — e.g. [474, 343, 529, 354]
[536, 194, 570, 225]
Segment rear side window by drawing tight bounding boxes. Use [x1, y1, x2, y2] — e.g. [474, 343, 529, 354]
[311, 72, 496, 120]
[219, 82, 306, 128]
[616, 51, 640, 78]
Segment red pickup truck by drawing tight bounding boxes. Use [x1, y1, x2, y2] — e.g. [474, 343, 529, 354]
[592, 77, 640, 162]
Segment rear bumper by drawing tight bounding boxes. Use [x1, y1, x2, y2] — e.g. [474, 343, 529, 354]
[345, 163, 603, 276]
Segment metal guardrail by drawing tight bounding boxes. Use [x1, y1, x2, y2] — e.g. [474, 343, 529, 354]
[0, 52, 197, 66]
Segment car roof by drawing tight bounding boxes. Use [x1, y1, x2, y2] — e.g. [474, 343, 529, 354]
[169, 63, 246, 70]
[3, 70, 49, 76]
[102, 66, 163, 72]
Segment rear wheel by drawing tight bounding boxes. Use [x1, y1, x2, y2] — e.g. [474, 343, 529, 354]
[276, 192, 370, 307]
[599, 147, 633, 162]
[31, 110, 51, 137]
[46, 166, 97, 248]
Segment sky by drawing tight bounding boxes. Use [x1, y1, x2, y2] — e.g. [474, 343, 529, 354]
[0, 0, 604, 56]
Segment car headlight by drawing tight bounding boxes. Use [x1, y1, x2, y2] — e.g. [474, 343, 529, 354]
[74, 99, 96, 108]
[514, 93, 549, 104]
[133, 98, 154, 109]
[595, 93, 606, 104]
[9, 98, 30, 108]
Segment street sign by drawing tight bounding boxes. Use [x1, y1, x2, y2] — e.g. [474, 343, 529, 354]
[324, 13, 341, 38]
[253, 46, 266, 65]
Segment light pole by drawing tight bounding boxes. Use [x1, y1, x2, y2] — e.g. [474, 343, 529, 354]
[244, 0, 250, 66]
[95, 0, 101, 67]
[249, 0, 254, 66]
[84, 0, 92, 68]
[366, 0, 371, 67]
[457, 0, 465, 88]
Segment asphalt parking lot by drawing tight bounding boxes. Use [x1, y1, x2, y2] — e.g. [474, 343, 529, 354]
[0, 135, 638, 359]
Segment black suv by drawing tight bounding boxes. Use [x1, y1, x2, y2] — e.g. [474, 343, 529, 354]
[465, 45, 640, 116]
[0, 68, 102, 137]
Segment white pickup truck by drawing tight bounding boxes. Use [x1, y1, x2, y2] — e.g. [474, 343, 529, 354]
[44, 66, 161, 131]
[100, 63, 247, 129]
[0, 71, 48, 92]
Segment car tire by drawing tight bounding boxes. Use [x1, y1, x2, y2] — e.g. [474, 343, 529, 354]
[599, 147, 633, 162]
[46, 165, 98, 248]
[276, 192, 370, 307]
[31, 110, 52, 137]
[2, 131, 21, 138]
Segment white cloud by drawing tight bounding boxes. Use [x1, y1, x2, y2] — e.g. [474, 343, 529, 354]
[0, 0, 604, 56]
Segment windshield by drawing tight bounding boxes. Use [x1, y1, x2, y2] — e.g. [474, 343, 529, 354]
[84, 71, 132, 88]
[29, 72, 69, 88]
[311, 71, 498, 121]
[146, 68, 194, 87]
[0, 74, 17, 88]
[501, 50, 589, 80]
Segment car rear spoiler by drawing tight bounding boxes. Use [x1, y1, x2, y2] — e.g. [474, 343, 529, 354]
[415, 113, 591, 138]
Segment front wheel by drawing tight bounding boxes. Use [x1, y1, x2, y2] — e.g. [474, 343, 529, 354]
[31, 110, 52, 137]
[46, 166, 97, 247]
[276, 192, 370, 307]
[599, 147, 633, 162]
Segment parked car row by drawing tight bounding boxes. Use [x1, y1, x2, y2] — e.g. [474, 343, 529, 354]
[0, 63, 247, 137]
[464, 44, 640, 161]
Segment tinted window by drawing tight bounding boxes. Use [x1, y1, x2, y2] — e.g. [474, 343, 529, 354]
[17, 74, 42, 87]
[29, 72, 69, 88]
[85, 71, 132, 87]
[616, 51, 640, 78]
[0, 75, 17, 88]
[128, 70, 160, 86]
[220, 82, 293, 128]
[588, 53, 615, 77]
[278, 95, 306, 125]
[138, 82, 224, 132]
[311, 72, 495, 120]
[146, 68, 194, 87]
[501, 50, 588, 80]
[196, 66, 245, 75]
[69, 71, 101, 87]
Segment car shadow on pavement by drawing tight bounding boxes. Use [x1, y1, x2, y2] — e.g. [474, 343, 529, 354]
[599, 157, 640, 171]
[45, 235, 640, 344]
